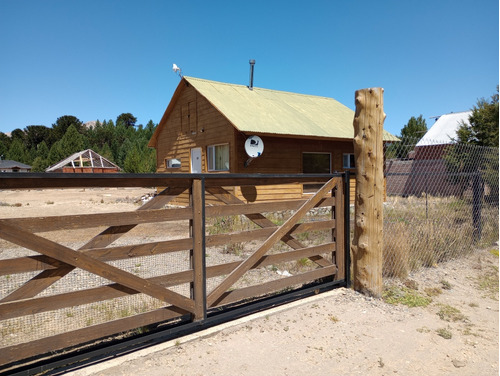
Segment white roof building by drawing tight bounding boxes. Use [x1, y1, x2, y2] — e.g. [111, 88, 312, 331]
[416, 111, 472, 146]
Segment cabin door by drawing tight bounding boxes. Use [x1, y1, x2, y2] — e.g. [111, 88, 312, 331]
[190, 148, 202, 173]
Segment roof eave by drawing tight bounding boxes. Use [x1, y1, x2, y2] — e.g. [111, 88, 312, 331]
[148, 77, 189, 148]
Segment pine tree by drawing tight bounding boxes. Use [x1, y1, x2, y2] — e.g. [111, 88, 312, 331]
[7, 139, 28, 163]
[60, 125, 85, 157]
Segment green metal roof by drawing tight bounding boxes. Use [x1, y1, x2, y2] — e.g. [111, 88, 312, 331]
[184, 76, 398, 141]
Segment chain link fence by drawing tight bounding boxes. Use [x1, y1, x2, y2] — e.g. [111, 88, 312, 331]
[383, 137, 499, 279]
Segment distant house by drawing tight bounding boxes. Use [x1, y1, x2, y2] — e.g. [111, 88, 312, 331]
[0, 159, 32, 173]
[149, 76, 397, 202]
[414, 111, 472, 159]
[386, 111, 472, 197]
[46, 149, 120, 173]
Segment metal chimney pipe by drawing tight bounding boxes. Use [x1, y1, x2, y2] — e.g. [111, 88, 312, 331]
[249, 59, 255, 90]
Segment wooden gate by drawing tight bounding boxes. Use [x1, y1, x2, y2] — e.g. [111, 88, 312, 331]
[0, 173, 349, 374]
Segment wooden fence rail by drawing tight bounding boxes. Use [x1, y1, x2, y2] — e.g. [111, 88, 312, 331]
[0, 173, 349, 371]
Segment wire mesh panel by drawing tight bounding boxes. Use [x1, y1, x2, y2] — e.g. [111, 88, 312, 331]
[383, 138, 499, 279]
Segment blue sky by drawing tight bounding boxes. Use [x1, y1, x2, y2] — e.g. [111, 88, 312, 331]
[0, 0, 498, 137]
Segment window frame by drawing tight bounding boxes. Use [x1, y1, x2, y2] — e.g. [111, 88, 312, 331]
[342, 153, 356, 169]
[302, 152, 332, 174]
[207, 143, 230, 172]
[165, 158, 182, 169]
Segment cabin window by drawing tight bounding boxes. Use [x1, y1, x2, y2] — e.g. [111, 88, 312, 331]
[166, 158, 181, 168]
[343, 153, 355, 169]
[207, 144, 229, 171]
[302, 152, 331, 174]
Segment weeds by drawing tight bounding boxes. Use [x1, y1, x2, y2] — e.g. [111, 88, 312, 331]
[476, 264, 499, 299]
[440, 280, 452, 290]
[436, 304, 468, 322]
[424, 287, 442, 297]
[328, 315, 339, 323]
[436, 327, 453, 339]
[382, 285, 432, 307]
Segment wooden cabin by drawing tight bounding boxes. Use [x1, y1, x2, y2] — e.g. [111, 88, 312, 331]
[149, 76, 398, 203]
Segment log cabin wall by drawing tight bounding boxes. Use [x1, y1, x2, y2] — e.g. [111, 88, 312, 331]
[155, 83, 236, 204]
[233, 134, 356, 202]
[155, 84, 235, 174]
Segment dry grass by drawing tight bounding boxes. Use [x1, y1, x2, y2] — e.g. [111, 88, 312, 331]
[383, 195, 499, 280]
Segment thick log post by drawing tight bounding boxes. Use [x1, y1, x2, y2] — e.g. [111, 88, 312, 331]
[351, 88, 385, 297]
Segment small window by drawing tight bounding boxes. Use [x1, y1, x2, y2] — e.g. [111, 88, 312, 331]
[166, 158, 181, 168]
[207, 144, 229, 171]
[343, 153, 355, 169]
[302, 152, 331, 174]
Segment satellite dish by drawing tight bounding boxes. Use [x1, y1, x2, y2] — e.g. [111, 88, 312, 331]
[244, 136, 264, 158]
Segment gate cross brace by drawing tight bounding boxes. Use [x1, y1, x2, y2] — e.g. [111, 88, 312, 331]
[0, 221, 195, 313]
[207, 178, 338, 307]
[205, 187, 331, 268]
[0, 186, 187, 303]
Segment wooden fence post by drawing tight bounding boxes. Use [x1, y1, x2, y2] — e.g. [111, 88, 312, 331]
[351, 88, 385, 297]
[191, 178, 207, 320]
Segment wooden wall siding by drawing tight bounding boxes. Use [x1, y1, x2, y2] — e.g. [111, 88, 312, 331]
[155, 85, 235, 175]
[233, 136, 355, 174]
[231, 135, 356, 203]
[234, 184, 303, 203]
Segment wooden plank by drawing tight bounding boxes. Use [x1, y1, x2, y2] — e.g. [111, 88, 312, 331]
[207, 178, 338, 307]
[0, 306, 187, 368]
[0, 221, 195, 313]
[204, 197, 334, 218]
[213, 266, 337, 307]
[2, 207, 193, 233]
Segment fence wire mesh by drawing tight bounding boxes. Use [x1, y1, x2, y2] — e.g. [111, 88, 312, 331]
[383, 137, 499, 280]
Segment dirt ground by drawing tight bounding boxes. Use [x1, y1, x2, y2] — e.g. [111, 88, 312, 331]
[0, 189, 498, 376]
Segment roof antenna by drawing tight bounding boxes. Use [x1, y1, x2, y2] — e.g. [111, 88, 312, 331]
[248, 59, 255, 90]
[172, 63, 182, 78]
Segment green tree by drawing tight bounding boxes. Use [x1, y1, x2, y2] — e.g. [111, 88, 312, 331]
[60, 124, 85, 157]
[444, 88, 499, 203]
[24, 125, 53, 150]
[30, 141, 51, 172]
[123, 142, 156, 173]
[116, 113, 137, 128]
[387, 115, 427, 159]
[455, 89, 499, 147]
[97, 142, 115, 163]
[0, 132, 11, 158]
[10, 128, 26, 142]
[7, 138, 28, 163]
[52, 115, 83, 140]
[47, 140, 65, 165]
